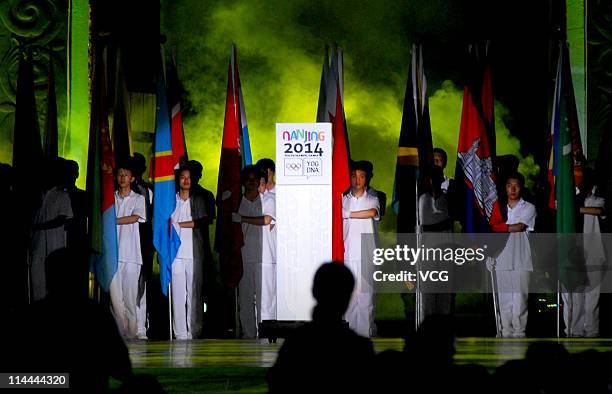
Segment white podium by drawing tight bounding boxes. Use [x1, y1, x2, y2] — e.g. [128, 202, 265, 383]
[275, 123, 332, 321]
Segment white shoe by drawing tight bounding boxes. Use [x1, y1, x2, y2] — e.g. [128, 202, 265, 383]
[137, 332, 148, 340]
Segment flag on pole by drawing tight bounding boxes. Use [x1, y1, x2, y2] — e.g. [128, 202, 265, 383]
[87, 46, 119, 292]
[454, 44, 505, 233]
[43, 52, 58, 159]
[331, 82, 350, 262]
[215, 44, 246, 289]
[393, 44, 434, 233]
[152, 51, 181, 296]
[316, 45, 330, 122]
[317, 44, 351, 261]
[13, 49, 43, 176]
[167, 53, 188, 168]
[111, 48, 132, 165]
[234, 47, 252, 167]
[548, 41, 583, 224]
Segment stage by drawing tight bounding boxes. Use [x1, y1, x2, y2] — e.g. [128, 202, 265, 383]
[122, 337, 612, 392]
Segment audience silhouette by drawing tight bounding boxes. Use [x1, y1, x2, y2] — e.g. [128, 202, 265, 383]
[7, 247, 133, 392]
[268, 262, 375, 393]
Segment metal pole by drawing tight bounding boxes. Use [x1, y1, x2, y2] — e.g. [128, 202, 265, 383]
[235, 288, 239, 338]
[490, 266, 501, 337]
[415, 177, 422, 331]
[168, 282, 173, 341]
[557, 280, 561, 338]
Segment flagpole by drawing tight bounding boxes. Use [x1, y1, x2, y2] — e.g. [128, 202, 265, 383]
[168, 282, 173, 341]
[556, 280, 561, 338]
[415, 172, 422, 330]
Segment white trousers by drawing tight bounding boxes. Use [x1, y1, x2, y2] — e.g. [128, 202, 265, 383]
[137, 286, 147, 337]
[495, 270, 530, 337]
[260, 263, 277, 321]
[171, 258, 203, 340]
[562, 270, 602, 337]
[239, 260, 262, 338]
[110, 262, 141, 339]
[345, 259, 375, 337]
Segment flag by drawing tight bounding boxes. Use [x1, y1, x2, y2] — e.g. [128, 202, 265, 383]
[317, 45, 351, 261]
[43, 53, 58, 159]
[454, 44, 505, 233]
[87, 46, 119, 292]
[12, 49, 43, 176]
[152, 51, 181, 296]
[315, 45, 330, 122]
[548, 42, 583, 222]
[111, 48, 132, 165]
[167, 53, 188, 168]
[234, 47, 252, 167]
[215, 44, 246, 289]
[393, 44, 434, 233]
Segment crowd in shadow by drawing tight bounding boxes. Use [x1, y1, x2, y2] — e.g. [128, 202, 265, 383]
[3, 250, 611, 392]
[268, 262, 612, 394]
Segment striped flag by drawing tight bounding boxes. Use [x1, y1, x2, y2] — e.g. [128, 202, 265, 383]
[152, 51, 181, 296]
[215, 44, 246, 289]
[454, 44, 505, 233]
[393, 44, 433, 233]
[87, 46, 119, 292]
[234, 46, 252, 167]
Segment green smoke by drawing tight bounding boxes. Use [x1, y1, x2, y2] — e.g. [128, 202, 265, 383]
[161, 0, 539, 200]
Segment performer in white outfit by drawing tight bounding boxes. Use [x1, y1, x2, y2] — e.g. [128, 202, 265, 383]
[342, 161, 380, 337]
[256, 158, 277, 322]
[562, 171, 606, 337]
[111, 162, 146, 340]
[31, 159, 73, 301]
[234, 165, 265, 338]
[488, 173, 536, 338]
[170, 166, 195, 340]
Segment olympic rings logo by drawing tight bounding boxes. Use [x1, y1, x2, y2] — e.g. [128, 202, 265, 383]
[285, 162, 301, 171]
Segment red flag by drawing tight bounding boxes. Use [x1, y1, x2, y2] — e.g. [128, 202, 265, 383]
[215, 48, 244, 289]
[455, 46, 505, 233]
[330, 83, 350, 261]
[167, 56, 188, 167]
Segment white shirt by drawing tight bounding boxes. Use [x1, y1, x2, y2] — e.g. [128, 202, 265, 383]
[262, 187, 276, 265]
[239, 194, 263, 263]
[342, 189, 380, 262]
[115, 190, 146, 264]
[441, 175, 450, 193]
[172, 194, 193, 260]
[495, 198, 536, 271]
[32, 186, 73, 257]
[418, 193, 449, 226]
[584, 190, 605, 264]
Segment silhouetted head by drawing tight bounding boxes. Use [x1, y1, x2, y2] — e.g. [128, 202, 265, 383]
[45, 247, 89, 299]
[187, 160, 203, 183]
[132, 152, 147, 179]
[65, 160, 79, 186]
[312, 262, 354, 318]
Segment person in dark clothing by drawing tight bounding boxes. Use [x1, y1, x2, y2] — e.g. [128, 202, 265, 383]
[7, 248, 133, 392]
[132, 153, 153, 339]
[268, 262, 375, 393]
[62, 159, 90, 299]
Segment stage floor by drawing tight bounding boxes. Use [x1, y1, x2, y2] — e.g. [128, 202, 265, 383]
[128, 337, 612, 370]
